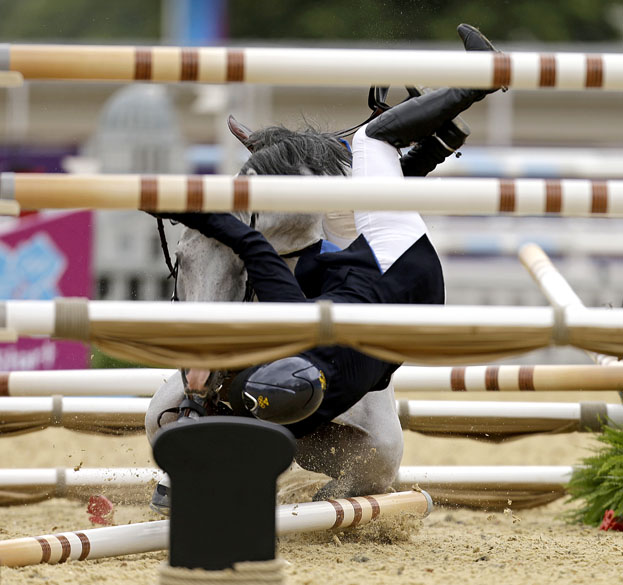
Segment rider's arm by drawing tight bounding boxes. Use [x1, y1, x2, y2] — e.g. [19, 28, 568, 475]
[157, 212, 307, 303]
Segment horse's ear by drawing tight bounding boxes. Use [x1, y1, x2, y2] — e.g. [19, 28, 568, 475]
[227, 115, 255, 151]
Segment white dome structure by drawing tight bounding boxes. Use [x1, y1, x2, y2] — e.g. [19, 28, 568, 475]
[86, 84, 188, 174]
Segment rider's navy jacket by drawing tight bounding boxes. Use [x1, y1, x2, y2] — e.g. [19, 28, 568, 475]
[175, 212, 445, 438]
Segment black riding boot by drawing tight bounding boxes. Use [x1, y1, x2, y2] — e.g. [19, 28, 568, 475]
[398, 24, 501, 176]
[367, 23, 500, 149]
[366, 85, 494, 148]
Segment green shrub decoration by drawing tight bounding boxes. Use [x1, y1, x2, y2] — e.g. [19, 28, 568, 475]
[566, 425, 623, 526]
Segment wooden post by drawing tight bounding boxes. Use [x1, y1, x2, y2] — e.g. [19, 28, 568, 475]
[153, 417, 295, 570]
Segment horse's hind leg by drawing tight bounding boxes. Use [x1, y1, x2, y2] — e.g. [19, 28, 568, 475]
[295, 384, 403, 499]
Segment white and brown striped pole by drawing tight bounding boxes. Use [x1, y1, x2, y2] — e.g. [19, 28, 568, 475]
[3, 173, 623, 217]
[393, 364, 623, 392]
[0, 490, 431, 567]
[0, 520, 169, 568]
[1, 45, 623, 90]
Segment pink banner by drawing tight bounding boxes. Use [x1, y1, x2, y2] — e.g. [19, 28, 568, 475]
[0, 211, 93, 370]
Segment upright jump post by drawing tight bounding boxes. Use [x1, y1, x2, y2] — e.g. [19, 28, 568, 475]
[153, 417, 295, 573]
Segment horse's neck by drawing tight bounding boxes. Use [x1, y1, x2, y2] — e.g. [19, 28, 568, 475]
[256, 212, 324, 255]
[174, 212, 324, 303]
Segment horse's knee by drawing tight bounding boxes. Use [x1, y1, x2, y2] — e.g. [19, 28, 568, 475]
[145, 371, 185, 445]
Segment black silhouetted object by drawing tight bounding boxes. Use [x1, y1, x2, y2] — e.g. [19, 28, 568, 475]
[153, 417, 296, 570]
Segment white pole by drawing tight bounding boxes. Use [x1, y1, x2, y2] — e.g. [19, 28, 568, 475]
[519, 243, 623, 366]
[1, 397, 620, 437]
[0, 396, 151, 416]
[394, 465, 573, 488]
[5, 300, 623, 368]
[396, 400, 623, 429]
[0, 465, 572, 495]
[0, 299, 561, 331]
[0, 467, 163, 491]
[0, 490, 430, 567]
[0, 369, 176, 397]
[0, 396, 150, 435]
[519, 243, 584, 309]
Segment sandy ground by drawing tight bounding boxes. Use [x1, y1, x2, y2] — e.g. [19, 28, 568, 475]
[1, 391, 623, 584]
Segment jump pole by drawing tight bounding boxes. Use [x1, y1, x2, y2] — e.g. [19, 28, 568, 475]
[2, 45, 623, 90]
[394, 465, 573, 489]
[4, 173, 623, 217]
[4, 364, 623, 397]
[519, 242, 622, 367]
[397, 399, 623, 438]
[4, 298, 623, 368]
[0, 465, 570, 504]
[0, 368, 175, 397]
[0, 397, 620, 438]
[392, 364, 623, 392]
[0, 396, 150, 436]
[0, 467, 162, 505]
[0, 490, 431, 568]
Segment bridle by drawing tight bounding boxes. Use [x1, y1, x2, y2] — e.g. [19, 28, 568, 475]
[156, 212, 259, 304]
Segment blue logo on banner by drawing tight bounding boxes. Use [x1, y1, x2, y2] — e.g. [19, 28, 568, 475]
[0, 233, 66, 300]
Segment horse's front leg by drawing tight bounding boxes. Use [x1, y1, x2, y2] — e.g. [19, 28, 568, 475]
[295, 384, 403, 500]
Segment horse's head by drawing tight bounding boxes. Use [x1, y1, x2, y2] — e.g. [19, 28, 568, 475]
[229, 115, 352, 252]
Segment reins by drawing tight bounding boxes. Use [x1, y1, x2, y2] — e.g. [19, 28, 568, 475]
[333, 85, 419, 138]
[156, 217, 180, 301]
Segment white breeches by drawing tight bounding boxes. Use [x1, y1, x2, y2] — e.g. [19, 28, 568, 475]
[350, 126, 428, 272]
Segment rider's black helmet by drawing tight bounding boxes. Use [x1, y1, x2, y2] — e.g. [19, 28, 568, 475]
[228, 356, 326, 424]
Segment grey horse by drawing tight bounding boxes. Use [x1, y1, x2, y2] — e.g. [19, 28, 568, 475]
[145, 210, 403, 499]
[145, 124, 403, 501]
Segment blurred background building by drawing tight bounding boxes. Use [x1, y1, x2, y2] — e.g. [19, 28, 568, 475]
[0, 0, 622, 366]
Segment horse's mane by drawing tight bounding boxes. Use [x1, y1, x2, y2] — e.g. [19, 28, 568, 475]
[239, 126, 351, 176]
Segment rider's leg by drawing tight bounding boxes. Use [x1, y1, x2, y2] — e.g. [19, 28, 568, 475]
[398, 24, 499, 176]
[365, 84, 496, 150]
[351, 125, 429, 272]
[366, 24, 500, 149]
